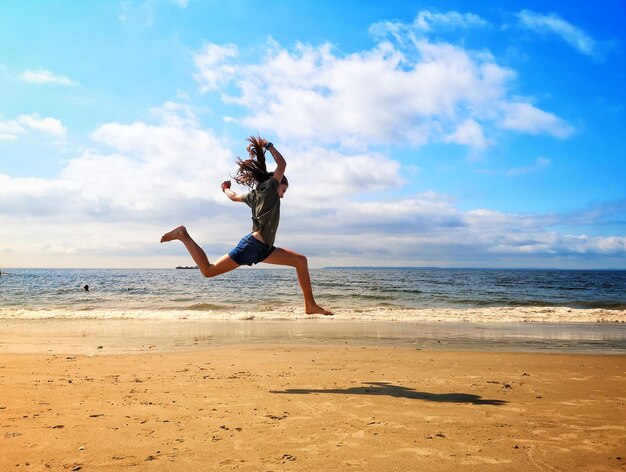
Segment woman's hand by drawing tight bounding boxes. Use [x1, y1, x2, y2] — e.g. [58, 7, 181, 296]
[264, 140, 285, 183]
[222, 180, 245, 202]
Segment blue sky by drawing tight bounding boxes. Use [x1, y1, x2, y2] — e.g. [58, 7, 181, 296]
[0, 0, 625, 268]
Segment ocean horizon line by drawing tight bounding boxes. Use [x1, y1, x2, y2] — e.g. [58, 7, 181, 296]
[322, 266, 626, 271]
[2, 266, 626, 272]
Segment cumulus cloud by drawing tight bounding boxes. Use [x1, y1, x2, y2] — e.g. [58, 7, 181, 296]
[205, 39, 510, 146]
[0, 103, 408, 262]
[279, 195, 626, 267]
[17, 114, 66, 136]
[0, 113, 66, 140]
[72, 105, 235, 214]
[0, 120, 24, 140]
[517, 10, 596, 56]
[6, 103, 608, 267]
[444, 118, 491, 150]
[0, 104, 255, 267]
[194, 31, 572, 149]
[491, 233, 626, 257]
[499, 102, 573, 138]
[0, 175, 75, 215]
[194, 43, 239, 92]
[2, 134, 624, 266]
[0, 104, 231, 219]
[283, 147, 403, 203]
[18, 69, 76, 86]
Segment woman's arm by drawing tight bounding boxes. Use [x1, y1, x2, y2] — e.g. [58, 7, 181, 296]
[221, 180, 246, 202]
[265, 142, 286, 183]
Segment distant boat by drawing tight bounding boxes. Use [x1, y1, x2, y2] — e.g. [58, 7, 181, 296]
[176, 265, 199, 269]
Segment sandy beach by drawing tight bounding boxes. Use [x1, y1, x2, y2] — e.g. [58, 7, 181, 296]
[1, 320, 625, 471]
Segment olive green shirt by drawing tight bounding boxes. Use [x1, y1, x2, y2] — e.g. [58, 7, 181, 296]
[244, 177, 281, 247]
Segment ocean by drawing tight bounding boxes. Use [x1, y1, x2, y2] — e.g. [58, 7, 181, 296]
[1, 268, 625, 322]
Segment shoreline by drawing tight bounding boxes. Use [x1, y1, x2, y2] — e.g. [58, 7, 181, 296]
[2, 305, 625, 323]
[1, 318, 625, 355]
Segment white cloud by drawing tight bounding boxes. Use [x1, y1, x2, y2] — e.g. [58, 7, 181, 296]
[279, 195, 626, 266]
[413, 10, 490, 31]
[17, 114, 66, 136]
[0, 103, 409, 265]
[0, 120, 25, 140]
[499, 102, 573, 138]
[194, 43, 239, 92]
[1, 121, 405, 227]
[194, 34, 571, 149]
[370, 10, 489, 43]
[490, 233, 626, 257]
[517, 10, 596, 56]
[2, 130, 625, 267]
[0, 174, 80, 217]
[19, 69, 76, 86]
[0, 104, 232, 220]
[0, 114, 66, 140]
[282, 147, 403, 202]
[594, 236, 626, 253]
[82, 111, 234, 207]
[445, 118, 491, 150]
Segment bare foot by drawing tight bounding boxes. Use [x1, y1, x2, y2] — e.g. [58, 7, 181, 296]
[160, 225, 187, 243]
[306, 304, 334, 316]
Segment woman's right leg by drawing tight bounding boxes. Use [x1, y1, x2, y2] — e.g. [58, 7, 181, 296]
[262, 247, 333, 316]
[160, 226, 239, 277]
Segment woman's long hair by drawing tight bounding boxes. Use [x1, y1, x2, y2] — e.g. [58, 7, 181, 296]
[233, 135, 271, 188]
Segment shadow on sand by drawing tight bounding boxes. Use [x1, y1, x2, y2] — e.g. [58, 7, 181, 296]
[271, 381, 507, 406]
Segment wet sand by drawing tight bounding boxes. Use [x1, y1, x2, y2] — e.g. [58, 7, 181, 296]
[1, 318, 625, 355]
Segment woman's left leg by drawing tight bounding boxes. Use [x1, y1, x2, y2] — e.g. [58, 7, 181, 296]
[160, 225, 239, 277]
[262, 247, 333, 315]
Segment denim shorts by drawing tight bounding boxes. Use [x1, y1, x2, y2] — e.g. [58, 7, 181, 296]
[228, 233, 275, 266]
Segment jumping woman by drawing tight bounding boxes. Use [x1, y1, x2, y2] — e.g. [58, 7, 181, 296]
[160, 136, 333, 316]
